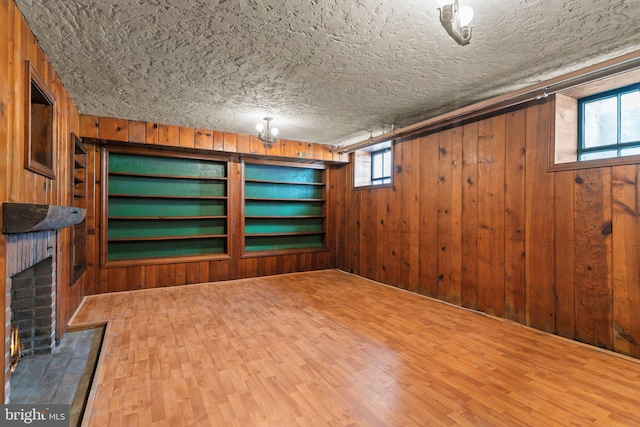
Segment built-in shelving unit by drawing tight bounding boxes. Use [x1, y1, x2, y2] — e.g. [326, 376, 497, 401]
[72, 133, 87, 282]
[243, 162, 326, 254]
[105, 151, 228, 262]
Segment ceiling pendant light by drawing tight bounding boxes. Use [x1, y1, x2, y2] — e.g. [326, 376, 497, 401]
[256, 117, 279, 146]
[438, 0, 474, 46]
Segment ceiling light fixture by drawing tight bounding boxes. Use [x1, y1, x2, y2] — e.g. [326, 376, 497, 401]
[256, 117, 279, 146]
[438, 0, 474, 46]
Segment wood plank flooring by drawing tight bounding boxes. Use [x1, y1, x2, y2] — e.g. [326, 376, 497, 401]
[70, 269, 640, 426]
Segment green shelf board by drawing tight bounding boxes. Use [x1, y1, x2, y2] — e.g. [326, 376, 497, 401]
[245, 217, 324, 233]
[108, 218, 226, 239]
[245, 163, 322, 184]
[245, 200, 324, 216]
[244, 181, 323, 200]
[244, 234, 324, 252]
[109, 198, 226, 217]
[109, 175, 227, 198]
[108, 238, 226, 261]
[110, 152, 226, 178]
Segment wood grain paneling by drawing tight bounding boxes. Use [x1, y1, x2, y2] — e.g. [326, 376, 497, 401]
[418, 133, 439, 298]
[554, 170, 575, 339]
[336, 98, 640, 359]
[194, 128, 213, 150]
[477, 115, 506, 317]
[0, 0, 9, 401]
[460, 122, 479, 310]
[574, 168, 613, 349]
[504, 109, 526, 324]
[437, 129, 453, 301]
[612, 165, 640, 357]
[524, 101, 555, 333]
[0, 0, 84, 402]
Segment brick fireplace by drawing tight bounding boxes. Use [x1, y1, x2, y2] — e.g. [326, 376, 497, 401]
[4, 231, 56, 402]
[2, 202, 85, 402]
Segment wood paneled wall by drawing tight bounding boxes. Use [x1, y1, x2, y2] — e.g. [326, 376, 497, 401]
[78, 115, 345, 293]
[79, 115, 347, 163]
[0, 0, 85, 402]
[336, 98, 640, 359]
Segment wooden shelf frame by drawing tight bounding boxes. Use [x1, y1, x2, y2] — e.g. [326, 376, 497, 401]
[242, 160, 328, 255]
[72, 133, 88, 284]
[101, 147, 230, 265]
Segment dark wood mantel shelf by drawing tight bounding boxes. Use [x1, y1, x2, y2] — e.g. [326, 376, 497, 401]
[2, 203, 86, 234]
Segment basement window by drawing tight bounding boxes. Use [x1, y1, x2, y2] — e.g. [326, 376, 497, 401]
[578, 83, 640, 161]
[371, 147, 392, 185]
[354, 140, 393, 188]
[550, 68, 640, 171]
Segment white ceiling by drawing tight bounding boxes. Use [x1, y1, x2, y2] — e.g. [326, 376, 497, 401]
[14, 0, 640, 146]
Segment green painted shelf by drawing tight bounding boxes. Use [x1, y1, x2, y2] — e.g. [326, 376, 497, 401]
[243, 162, 326, 254]
[106, 151, 228, 262]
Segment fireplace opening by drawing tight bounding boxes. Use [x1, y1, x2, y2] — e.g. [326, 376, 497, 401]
[10, 257, 55, 361]
[10, 326, 22, 374]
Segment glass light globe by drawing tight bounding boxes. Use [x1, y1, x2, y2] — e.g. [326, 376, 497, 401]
[256, 123, 264, 132]
[459, 6, 474, 26]
[271, 127, 279, 137]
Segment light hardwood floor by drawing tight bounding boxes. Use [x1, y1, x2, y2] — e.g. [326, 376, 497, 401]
[70, 270, 640, 426]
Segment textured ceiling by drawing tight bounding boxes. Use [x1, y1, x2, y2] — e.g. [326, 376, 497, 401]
[14, 0, 640, 146]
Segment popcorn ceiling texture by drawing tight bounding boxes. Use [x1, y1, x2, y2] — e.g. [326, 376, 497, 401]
[14, 0, 640, 145]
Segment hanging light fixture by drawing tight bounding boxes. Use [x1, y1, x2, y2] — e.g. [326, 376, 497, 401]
[438, 0, 474, 46]
[256, 117, 279, 145]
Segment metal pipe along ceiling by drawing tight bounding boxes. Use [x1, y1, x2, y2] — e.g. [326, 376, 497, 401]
[336, 50, 640, 155]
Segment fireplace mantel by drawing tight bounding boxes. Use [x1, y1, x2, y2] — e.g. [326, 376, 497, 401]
[2, 203, 86, 234]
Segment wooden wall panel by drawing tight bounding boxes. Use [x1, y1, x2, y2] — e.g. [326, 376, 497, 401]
[386, 141, 404, 287]
[504, 109, 526, 323]
[418, 133, 439, 297]
[573, 168, 613, 349]
[449, 128, 463, 305]
[553, 170, 575, 339]
[399, 139, 413, 289]
[336, 97, 640, 360]
[335, 165, 348, 272]
[437, 129, 453, 301]
[194, 128, 213, 150]
[128, 121, 146, 143]
[476, 115, 506, 317]
[0, 0, 84, 402]
[125, 266, 144, 291]
[326, 168, 338, 269]
[374, 186, 386, 284]
[460, 122, 479, 310]
[524, 101, 555, 333]
[360, 189, 377, 280]
[179, 126, 195, 149]
[0, 0, 9, 402]
[403, 137, 421, 293]
[611, 165, 640, 357]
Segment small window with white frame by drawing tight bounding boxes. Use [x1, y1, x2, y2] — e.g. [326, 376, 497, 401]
[578, 82, 640, 161]
[353, 140, 393, 188]
[371, 147, 392, 185]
